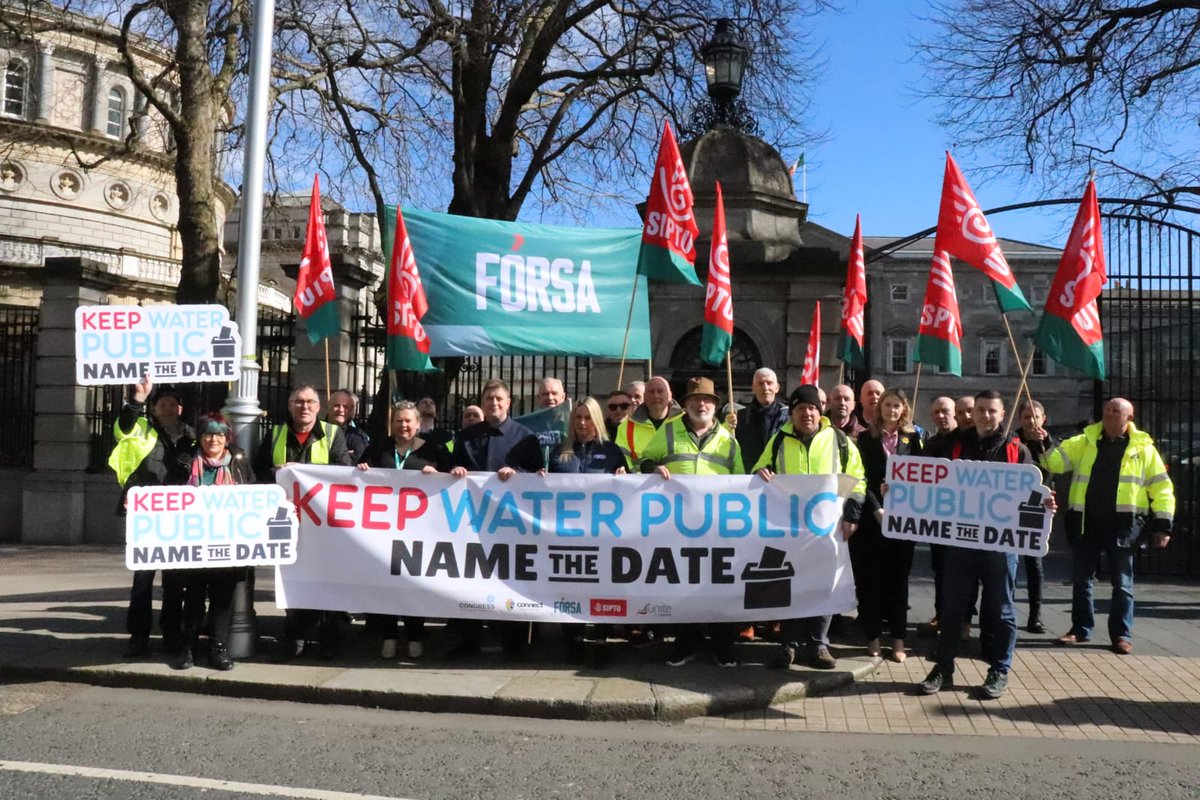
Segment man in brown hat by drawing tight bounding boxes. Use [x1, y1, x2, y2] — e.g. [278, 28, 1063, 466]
[640, 377, 745, 666]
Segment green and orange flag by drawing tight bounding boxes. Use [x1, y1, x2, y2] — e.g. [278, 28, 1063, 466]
[1034, 179, 1107, 379]
[936, 153, 1032, 314]
[913, 249, 963, 375]
[700, 182, 733, 366]
[295, 175, 341, 344]
[638, 120, 702, 286]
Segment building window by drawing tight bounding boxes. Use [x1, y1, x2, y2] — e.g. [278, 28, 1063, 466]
[1030, 283, 1048, 305]
[982, 341, 1005, 376]
[3, 59, 27, 118]
[890, 284, 909, 302]
[889, 338, 911, 374]
[106, 86, 126, 137]
[1031, 348, 1050, 376]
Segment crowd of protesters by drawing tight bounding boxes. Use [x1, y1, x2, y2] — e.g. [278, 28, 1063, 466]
[112, 369, 1175, 700]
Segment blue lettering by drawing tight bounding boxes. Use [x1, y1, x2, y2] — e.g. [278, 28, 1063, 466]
[439, 489, 493, 533]
[987, 492, 1013, 523]
[718, 493, 751, 537]
[521, 491, 553, 535]
[640, 493, 670, 536]
[488, 491, 527, 535]
[590, 492, 623, 537]
[674, 493, 712, 538]
[555, 491, 585, 537]
[934, 488, 957, 517]
[758, 493, 785, 538]
[804, 492, 839, 537]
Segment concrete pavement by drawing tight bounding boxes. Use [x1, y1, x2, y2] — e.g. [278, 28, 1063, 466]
[3, 543, 1198, 734]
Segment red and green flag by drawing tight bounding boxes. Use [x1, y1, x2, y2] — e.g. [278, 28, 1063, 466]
[700, 182, 734, 366]
[1035, 179, 1107, 379]
[800, 302, 821, 387]
[638, 120, 701, 286]
[837, 214, 867, 369]
[385, 206, 437, 373]
[913, 249, 963, 375]
[936, 153, 1032, 314]
[295, 175, 340, 344]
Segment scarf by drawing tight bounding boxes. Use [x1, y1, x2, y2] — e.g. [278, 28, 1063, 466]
[189, 452, 235, 486]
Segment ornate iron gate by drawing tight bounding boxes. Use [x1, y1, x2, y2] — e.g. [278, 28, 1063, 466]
[0, 306, 37, 468]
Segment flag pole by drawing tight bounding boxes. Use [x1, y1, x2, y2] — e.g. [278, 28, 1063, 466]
[615, 275, 640, 389]
[725, 350, 735, 426]
[838, 361, 845, 387]
[911, 362, 923, 410]
[1005, 344, 1037, 438]
[1001, 315, 1026, 401]
[323, 339, 332, 401]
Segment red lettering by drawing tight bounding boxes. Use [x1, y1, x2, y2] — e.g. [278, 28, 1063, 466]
[327, 483, 358, 528]
[362, 485, 391, 530]
[81, 311, 96, 330]
[396, 488, 428, 530]
[131, 492, 149, 512]
[292, 481, 324, 526]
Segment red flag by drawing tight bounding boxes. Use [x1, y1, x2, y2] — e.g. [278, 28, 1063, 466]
[838, 214, 867, 367]
[295, 175, 339, 343]
[1035, 179, 1107, 378]
[638, 120, 701, 285]
[700, 182, 734, 366]
[936, 153, 1031, 312]
[914, 249, 964, 375]
[387, 206, 431, 357]
[801, 302, 821, 387]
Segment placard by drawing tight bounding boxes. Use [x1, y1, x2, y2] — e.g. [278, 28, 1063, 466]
[76, 304, 241, 385]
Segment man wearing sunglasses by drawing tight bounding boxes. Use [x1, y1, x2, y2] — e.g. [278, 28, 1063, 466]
[604, 390, 633, 438]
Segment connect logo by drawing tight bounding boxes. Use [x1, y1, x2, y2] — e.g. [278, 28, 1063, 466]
[589, 598, 627, 617]
[504, 598, 543, 611]
[505, 598, 515, 611]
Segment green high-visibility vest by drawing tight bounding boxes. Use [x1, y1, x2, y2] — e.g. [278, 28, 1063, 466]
[271, 421, 336, 466]
[108, 417, 157, 487]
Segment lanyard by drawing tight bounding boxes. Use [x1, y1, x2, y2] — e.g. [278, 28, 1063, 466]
[394, 445, 414, 470]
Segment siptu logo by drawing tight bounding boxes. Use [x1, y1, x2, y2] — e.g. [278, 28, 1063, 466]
[553, 599, 583, 615]
[589, 598, 627, 617]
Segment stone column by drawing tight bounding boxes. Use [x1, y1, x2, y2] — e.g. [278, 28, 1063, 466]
[35, 42, 54, 124]
[91, 56, 109, 135]
[281, 259, 375, 398]
[22, 257, 121, 544]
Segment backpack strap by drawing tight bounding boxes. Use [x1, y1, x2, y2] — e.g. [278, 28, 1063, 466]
[1006, 437, 1021, 464]
[951, 440, 962, 460]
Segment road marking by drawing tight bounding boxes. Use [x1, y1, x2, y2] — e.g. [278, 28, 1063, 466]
[0, 760, 414, 800]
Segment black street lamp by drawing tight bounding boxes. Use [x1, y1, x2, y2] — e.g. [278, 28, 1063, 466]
[701, 18, 749, 110]
[690, 18, 756, 135]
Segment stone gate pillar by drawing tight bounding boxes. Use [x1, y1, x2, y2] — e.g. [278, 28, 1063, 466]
[22, 257, 121, 544]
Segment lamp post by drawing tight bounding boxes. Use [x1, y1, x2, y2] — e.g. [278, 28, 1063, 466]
[700, 18, 751, 129]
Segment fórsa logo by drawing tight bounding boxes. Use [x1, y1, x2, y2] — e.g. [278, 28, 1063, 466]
[553, 599, 583, 615]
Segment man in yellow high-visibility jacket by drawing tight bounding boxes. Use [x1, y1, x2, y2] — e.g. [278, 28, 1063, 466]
[640, 376, 744, 667]
[614, 376, 681, 470]
[1037, 397, 1175, 655]
[755, 384, 865, 670]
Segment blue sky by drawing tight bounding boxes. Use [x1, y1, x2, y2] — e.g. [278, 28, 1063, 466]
[798, 1, 1078, 247]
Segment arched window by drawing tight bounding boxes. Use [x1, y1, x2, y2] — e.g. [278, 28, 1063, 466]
[669, 326, 764, 403]
[3, 59, 27, 118]
[106, 86, 126, 138]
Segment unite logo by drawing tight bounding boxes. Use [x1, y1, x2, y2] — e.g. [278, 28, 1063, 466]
[589, 598, 627, 617]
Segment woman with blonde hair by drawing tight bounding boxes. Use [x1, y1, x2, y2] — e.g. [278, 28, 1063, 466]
[852, 387, 923, 662]
[545, 397, 627, 475]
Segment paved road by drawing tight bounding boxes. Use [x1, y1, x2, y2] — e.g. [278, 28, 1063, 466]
[1, 682, 1197, 800]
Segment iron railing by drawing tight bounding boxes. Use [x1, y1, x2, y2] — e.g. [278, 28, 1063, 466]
[0, 306, 37, 468]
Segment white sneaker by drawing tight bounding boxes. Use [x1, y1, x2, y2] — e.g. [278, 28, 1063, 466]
[407, 641, 424, 660]
[380, 639, 397, 659]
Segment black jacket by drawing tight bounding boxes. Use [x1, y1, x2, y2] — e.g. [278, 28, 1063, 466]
[254, 421, 353, 482]
[735, 398, 789, 470]
[180, 445, 255, 485]
[858, 427, 924, 518]
[358, 438, 451, 472]
[548, 439, 627, 474]
[451, 417, 543, 473]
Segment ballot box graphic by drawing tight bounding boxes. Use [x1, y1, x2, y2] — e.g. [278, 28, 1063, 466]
[741, 546, 795, 610]
[267, 507, 294, 541]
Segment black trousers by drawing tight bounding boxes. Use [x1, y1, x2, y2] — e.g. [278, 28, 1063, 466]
[160, 568, 239, 652]
[126, 569, 158, 640]
[1021, 554, 1044, 610]
[366, 614, 426, 642]
[849, 519, 914, 641]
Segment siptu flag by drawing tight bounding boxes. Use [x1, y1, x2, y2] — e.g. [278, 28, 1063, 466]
[936, 153, 1032, 313]
[638, 120, 702, 286]
[837, 214, 868, 369]
[800, 302, 821, 387]
[914, 249, 964, 375]
[700, 182, 734, 367]
[385, 206, 437, 373]
[295, 175, 341, 344]
[1034, 179, 1107, 379]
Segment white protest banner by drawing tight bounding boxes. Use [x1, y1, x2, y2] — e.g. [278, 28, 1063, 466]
[882, 455, 1053, 557]
[126, 485, 298, 569]
[75, 304, 241, 385]
[274, 466, 860, 623]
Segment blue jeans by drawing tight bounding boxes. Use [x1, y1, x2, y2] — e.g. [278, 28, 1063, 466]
[1070, 535, 1135, 642]
[784, 616, 832, 648]
[934, 548, 1018, 674]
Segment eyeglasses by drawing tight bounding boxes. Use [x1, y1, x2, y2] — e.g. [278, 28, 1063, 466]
[200, 431, 227, 438]
[608, 403, 631, 411]
[394, 401, 417, 410]
[292, 399, 319, 406]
